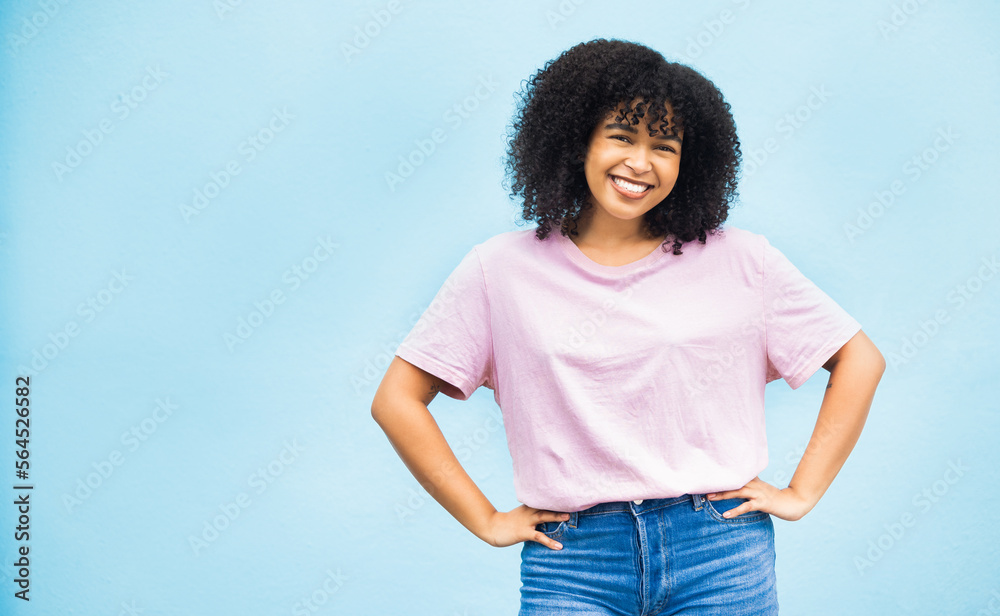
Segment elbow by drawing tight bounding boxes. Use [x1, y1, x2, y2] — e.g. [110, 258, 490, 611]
[370, 389, 404, 425]
[371, 404, 394, 430]
[847, 330, 887, 378]
[371, 391, 388, 424]
[855, 346, 886, 380]
[868, 340, 887, 378]
[857, 348, 886, 386]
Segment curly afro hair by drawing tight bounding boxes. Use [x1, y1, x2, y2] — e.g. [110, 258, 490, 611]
[502, 38, 742, 255]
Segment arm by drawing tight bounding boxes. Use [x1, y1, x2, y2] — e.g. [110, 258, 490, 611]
[785, 328, 885, 515]
[371, 356, 568, 548]
[708, 329, 885, 520]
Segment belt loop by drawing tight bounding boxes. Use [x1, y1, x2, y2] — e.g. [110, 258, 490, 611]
[691, 494, 704, 511]
[568, 510, 578, 528]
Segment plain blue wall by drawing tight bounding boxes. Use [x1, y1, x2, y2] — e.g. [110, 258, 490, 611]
[1, 1, 998, 614]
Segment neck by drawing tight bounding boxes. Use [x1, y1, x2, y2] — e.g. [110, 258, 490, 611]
[564, 209, 658, 249]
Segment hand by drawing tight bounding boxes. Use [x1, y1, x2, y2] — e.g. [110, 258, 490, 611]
[706, 476, 814, 522]
[480, 504, 570, 550]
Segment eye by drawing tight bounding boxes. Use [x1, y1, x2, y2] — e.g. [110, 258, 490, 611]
[657, 145, 677, 153]
[610, 135, 631, 143]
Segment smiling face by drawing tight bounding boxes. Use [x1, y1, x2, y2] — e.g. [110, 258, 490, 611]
[581, 99, 683, 230]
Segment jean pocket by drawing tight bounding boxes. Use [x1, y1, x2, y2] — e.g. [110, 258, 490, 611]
[705, 497, 770, 523]
[535, 520, 567, 540]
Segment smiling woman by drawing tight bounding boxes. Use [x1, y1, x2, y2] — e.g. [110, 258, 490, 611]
[587, 102, 682, 198]
[572, 99, 685, 262]
[372, 37, 885, 616]
[503, 38, 742, 259]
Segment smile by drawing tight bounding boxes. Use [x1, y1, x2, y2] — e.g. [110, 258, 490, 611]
[610, 175, 652, 197]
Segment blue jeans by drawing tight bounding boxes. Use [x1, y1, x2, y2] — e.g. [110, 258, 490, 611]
[519, 494, 778, 615]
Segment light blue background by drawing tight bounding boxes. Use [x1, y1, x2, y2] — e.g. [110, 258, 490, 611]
[1, 1, 998, 614]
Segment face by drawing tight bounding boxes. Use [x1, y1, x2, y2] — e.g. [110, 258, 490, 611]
[581, 99, 683, 226]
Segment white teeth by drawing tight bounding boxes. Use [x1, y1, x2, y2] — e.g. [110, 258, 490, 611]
[612, 176, 649, 193]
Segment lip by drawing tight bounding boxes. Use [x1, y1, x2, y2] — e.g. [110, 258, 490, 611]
[608, 174, 653, 199]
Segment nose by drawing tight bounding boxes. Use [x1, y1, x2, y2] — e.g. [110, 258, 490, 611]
[624, 147, 652, 174]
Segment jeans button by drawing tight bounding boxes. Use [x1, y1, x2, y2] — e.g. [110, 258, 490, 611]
[633, 499, 643, 504]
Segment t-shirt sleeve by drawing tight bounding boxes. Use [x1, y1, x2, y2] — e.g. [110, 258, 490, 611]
[394, 246, 494, 401]
[761, 236, 862, 390]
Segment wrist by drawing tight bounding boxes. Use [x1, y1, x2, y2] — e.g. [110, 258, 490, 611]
[472, 509, 499, 545]
[785, 484, 820, 513]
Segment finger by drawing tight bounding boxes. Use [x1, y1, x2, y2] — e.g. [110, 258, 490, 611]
[534, 532, 563, 550]
[707, 491, 736, 500]
[721, 505, 742, 518]
[722, 503, 757, 518]
[537, 510, 568, 521]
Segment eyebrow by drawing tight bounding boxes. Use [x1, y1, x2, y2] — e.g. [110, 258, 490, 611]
[604, 122, 682, 143]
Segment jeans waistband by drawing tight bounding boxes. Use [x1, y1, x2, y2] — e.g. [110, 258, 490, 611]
[561, 494, 709, 529]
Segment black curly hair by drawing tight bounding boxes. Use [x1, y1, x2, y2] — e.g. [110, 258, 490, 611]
[502, 38, 742, 255]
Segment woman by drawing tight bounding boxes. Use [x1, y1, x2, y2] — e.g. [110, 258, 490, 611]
[372, 38, 885, 614]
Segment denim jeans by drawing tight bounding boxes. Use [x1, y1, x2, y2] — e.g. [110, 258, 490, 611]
[519, 493, 778, 615]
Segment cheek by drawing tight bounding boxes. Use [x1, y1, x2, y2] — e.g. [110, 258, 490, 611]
[585, 164, 610, 187]
[655, 169, 681, 194]
[663, 162, 682, 182]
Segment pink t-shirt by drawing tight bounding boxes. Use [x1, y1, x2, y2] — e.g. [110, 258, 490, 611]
[395, 223, 862, 512]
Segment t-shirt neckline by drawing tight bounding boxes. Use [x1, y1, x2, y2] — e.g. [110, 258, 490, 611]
[555, 229, 669, 275]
